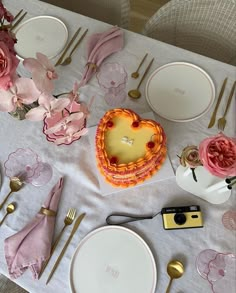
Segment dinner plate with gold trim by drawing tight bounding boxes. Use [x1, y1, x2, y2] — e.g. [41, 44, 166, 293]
[145, 62, 215, 122]
[70, 226, 157, 293]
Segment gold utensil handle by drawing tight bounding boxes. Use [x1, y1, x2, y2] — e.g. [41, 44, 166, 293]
[208, 77, 228, 128]
[46, 213, 86, 284]
[13, 9, 23, 22]
[137, 58, 154, 90]
[69, 29, 88, 57]
[223, 80, 236, 117]
[0, 213, 8, 226]
[10, 12, 27, 31]
[135, 53, 148, 72]
[55, 27, 81, 66]
[0, 191, 12, 211]
[39, 225, 66, 278]
[165, 278, 173, 293]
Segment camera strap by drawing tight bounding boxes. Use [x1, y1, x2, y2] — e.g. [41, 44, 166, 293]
[106, 211, 161, 225]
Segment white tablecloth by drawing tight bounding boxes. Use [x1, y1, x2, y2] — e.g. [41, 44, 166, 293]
[0, 0, 236, 292]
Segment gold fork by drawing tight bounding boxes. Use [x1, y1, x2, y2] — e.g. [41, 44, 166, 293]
[38, 207, 76, 278]
[217, 80, 236, 131]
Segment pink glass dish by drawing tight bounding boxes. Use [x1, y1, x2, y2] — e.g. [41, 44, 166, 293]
[27, 162, 53, 187]
[196, 249, 219, 280]
[96, 63, 128, 106]
[207, 253, 236, 293]
[4, 148, 40, 182]
[4, 148, 53, 187]
[222, 210, 236, 231]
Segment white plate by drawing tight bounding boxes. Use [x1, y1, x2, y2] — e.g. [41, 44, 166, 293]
[145, 62, 215, 122]
[14, 16, 68, 60]
[70, 226, 157, 293]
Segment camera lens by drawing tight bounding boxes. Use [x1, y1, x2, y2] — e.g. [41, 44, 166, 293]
[174, 213, 186, 225]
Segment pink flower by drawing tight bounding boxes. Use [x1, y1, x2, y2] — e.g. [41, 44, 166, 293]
[25, 93, 70, 121]
[0, 77, 41, 112]
[67, 81, 80, 103]
[0, 41, 19, 90]
[0, 30, 17, 54]
[180, 145, 202, 168]
[23, 52, 58, 93]
[54, 125, 88, 145]
[199, 133, 236, 178]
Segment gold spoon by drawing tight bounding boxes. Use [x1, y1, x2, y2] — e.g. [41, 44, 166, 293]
[128, 58, 154, 99]
[0, 203, 16, 226]
[61, 29, 88, 66]
[131, 53, 148, 79]
[0, 177, 23, 210]
[166, 260, 184, 293]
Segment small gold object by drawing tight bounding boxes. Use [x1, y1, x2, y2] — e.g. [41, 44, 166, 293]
[166, 260, 184, 293]
[217, 80, 236, 131]
[55, 27, 82, 66]
[0, 177, 23, 210]
[38, 208, 76, 278]
[87, 62, 98, 71]
[39, 207, 57, 217]
[10, 11, 27, 31]
[131, 53, 148, 79]
[60, 29, 88, 66]
[208, 77, 228, 128]
[128, 58, 154, 99]
[46, 213, 86, 284]
[0, 203, 16, 226]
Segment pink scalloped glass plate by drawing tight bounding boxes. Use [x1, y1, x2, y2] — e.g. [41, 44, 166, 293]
[27, 162, 53, 186]
[222, 210, 236, 231]
[4, 148, 40, 182]
[196, 249, 219, 279]
[96, 63, 128, 106]
[207, 253, 236, 293]
[43, 101, 86, 145]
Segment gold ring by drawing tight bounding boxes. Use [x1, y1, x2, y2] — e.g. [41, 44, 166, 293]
[39, 207, 57, 217]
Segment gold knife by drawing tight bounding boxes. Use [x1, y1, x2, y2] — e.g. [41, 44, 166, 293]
[208, 77, 228, 128]
[46, 213, 86, 284]
[55, 27, 81, 66]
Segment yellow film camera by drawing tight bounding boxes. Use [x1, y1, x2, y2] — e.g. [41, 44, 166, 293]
[161, 205, 203, 230]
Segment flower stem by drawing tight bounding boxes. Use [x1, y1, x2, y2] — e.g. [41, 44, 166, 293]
[191, 168, 197, 182]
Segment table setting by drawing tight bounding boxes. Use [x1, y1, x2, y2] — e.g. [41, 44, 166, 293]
[0, 0, 235, 292]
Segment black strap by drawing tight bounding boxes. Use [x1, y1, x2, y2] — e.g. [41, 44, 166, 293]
[106, 211, 161, 225]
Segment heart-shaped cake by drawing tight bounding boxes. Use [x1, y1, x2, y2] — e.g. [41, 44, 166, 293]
[96, 108, 167, 187]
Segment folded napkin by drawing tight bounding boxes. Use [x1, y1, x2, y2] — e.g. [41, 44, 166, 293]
[79, 26, 124, 87]
[4, 177, 63, 279]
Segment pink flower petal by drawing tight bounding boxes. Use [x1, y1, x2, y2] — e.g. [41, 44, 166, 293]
[14, 78, 41, 104]
[0, 89, 15, 112]
[25, 106, 47, 121]
[51, 98, 70, 112]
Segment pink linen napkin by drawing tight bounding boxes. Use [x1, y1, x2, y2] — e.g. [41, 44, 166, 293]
[4, 177, 64, 279]
[78, 26, 124, 87]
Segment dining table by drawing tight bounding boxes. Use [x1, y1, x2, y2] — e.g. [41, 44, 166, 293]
[0, 0, 235, 292]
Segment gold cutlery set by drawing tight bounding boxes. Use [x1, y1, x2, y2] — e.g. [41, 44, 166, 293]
[38, 208, 86, 284]
[10, 9, 27, 31]
[55, 27, 88, 66]
[128, 54, 154, 99]
[208, 78, 236, 130]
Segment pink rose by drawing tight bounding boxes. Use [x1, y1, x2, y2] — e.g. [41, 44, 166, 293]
[180, 145, 202, 168]
[0, 41, 19, 90]
[199, 133, 236, 178]
[0, 30, 17, 54]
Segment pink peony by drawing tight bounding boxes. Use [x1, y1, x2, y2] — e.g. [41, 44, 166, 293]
[199, 133, 236, 178]
[0, 41, 19, 90]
